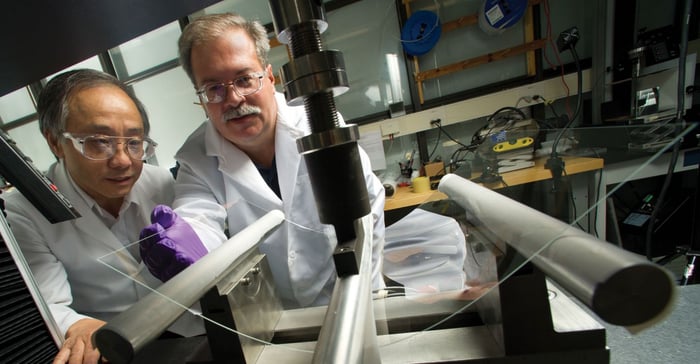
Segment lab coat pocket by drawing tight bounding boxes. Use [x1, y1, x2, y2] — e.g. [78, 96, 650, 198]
[285, 220, 336, 306]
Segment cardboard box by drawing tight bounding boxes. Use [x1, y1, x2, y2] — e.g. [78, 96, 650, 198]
[423, 161, 445, 178]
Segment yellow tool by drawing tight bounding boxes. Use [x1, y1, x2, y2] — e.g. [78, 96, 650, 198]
[493, 137, 534, 152]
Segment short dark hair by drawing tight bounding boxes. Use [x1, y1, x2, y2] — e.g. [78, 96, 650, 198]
[37, 69, 150, 139]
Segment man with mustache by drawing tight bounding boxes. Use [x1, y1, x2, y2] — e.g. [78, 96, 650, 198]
[144, 12, 386, 308]
[3, 69, 205, 364]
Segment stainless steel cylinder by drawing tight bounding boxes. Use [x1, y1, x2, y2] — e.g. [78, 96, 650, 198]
[280, 50, 349, 106]
[93, 210, 285, 364]
[268, 0, 327, 45]
[438, 173, 676, 328]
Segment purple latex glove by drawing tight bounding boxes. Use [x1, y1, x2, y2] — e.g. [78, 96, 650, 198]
[139, 205, 208, 282]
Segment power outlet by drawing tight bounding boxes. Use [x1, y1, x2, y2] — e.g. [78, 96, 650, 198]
[380, 120, 400, 136]
[516, 84, 544, 104]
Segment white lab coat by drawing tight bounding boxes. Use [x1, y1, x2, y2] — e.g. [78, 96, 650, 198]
[174, 92, 386, 308]
[3, 162, 202, 336]
[384, 208, 467, 294]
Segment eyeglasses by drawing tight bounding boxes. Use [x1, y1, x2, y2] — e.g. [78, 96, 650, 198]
[196, 71, 266, 104]
[61, 132, 157, 161]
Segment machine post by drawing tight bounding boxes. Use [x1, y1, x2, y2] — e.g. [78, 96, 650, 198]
[268, 0, 370, 276]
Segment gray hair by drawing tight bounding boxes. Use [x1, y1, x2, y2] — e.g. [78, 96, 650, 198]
[178, 12, 270, 86]
[37, 69, 150, 139]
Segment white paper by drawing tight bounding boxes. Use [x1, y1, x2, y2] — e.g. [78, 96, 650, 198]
[358, 130, 387, 171]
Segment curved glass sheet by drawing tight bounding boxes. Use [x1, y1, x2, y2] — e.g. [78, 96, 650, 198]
[94, 122, 694, 363]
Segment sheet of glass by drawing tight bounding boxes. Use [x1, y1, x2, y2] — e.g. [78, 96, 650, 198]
[91, 122, 693, 362]
[373, 123, 691, 355]
[94, 199, 337, 361]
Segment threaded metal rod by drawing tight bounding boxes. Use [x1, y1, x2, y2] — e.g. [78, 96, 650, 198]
[305, 91, 341, 132]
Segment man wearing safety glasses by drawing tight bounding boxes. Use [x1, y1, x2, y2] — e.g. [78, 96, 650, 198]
[3, 69, 203, 364]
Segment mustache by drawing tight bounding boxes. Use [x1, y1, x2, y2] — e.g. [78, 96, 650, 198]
[223, 104, 262, 120]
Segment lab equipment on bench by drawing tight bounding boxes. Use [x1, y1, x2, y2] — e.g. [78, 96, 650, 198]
[472, 108, 540, 182]
[91, 171, 677, 364]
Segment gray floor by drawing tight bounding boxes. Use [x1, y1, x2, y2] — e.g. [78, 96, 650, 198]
[660, 253, 690, 283]
[599, 251, 699, 364]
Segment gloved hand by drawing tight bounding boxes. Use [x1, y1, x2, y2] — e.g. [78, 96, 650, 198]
[139, 205, 208, 282]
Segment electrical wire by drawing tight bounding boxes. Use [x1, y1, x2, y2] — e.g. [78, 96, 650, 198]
[425, 124, 478, 178]
[447, 147, 474, 173]
[541, 0, 557, 70]
[535, 95, 563, 128]
[542, 0, 573, 120]
[514, 94, 561, 130]
[550, 44, 583, 160]
[436, 122, 472, 149]
[473, 107, 527, 146]
[644, 0, 693, 263]
[644, 141, 681, 261]
[428, 125, 442, 161]
[488, 106, 527, 122]
[563, 169, 586, 231]
[468, 107, 531, 185]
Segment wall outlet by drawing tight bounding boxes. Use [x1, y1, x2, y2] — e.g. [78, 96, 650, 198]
[517, 84, 544, 104]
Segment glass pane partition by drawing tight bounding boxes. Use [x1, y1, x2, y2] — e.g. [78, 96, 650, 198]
[92, 122, 695, 363]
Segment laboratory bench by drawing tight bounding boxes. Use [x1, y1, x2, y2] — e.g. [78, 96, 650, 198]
[384, 156, 604, 212]
[384, 156, 606, 234]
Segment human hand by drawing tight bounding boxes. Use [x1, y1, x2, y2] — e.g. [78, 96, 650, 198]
[139, 205, 207, 281]
[52, 318, 105, 364]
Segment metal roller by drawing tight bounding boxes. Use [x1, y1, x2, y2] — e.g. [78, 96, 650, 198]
[92, 210, 285, 364]
[312, 215, 381, 364]
[438, 173, 676, 327]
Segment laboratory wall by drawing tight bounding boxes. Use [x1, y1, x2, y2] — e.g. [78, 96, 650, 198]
[0, 0, 691, 176]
